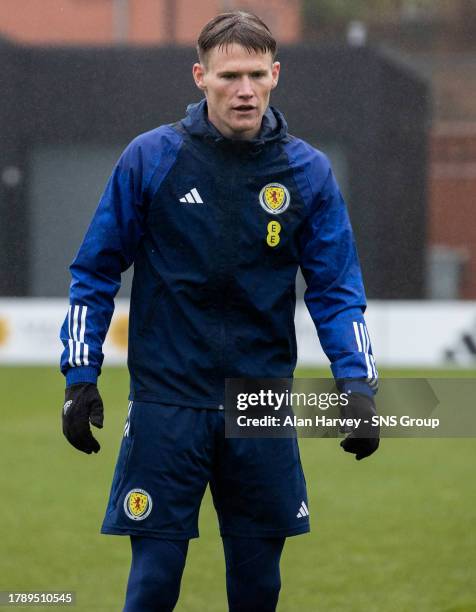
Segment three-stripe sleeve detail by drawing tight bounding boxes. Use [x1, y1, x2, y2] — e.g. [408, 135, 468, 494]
[67, 305, 89, 367]
[353, 321, 378, 389]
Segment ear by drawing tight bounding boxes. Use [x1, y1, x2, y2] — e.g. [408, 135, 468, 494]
[193, 63, 207, 92]
[271, 61, 280, 90]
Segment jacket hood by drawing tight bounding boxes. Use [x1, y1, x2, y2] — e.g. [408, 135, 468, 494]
[180, 98, 288, 151]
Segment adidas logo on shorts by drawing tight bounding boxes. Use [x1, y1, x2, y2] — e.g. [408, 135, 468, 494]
[296, 501, 309, 518]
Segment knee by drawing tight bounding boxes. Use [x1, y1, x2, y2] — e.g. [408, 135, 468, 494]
[224, 537, 284, 612]
[124, 538, 188, 612]
[228, 569, 281, 612]
[124, 568, 181, 611]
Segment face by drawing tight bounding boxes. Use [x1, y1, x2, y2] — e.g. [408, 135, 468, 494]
[193, 43, 280, 141]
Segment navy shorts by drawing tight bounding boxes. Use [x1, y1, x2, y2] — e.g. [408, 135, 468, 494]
[101, 401, 310, 539]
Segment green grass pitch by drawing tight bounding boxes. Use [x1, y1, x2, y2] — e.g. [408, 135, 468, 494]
[1, 366, 476, 611]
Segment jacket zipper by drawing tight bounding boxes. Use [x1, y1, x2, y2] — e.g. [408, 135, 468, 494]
[218, 153, 238, 384]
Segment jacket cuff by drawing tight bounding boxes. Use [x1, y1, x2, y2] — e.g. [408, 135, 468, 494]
[66, 366, 99, 386]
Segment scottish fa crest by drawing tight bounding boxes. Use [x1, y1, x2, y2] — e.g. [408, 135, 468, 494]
[124, 489, 153, 521]
[259, 183, 291, 215]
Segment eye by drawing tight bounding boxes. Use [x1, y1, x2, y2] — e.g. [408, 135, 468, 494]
[222, 74, 237, 80]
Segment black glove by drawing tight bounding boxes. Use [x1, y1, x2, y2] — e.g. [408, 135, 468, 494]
[62, 383, 104, 454]
[339, 392, 380, 461]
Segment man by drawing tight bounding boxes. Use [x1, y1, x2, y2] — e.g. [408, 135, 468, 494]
[60, 11, 379, 612]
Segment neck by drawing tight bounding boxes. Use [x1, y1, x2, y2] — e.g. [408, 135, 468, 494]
[206, 112, 260, 142]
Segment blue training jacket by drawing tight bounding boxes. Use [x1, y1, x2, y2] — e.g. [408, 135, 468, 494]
[60, 99, 378, 407]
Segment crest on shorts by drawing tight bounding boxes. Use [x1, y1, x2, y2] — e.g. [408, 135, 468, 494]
[124, 489, 153, 521]
[259, 183, 290, 215]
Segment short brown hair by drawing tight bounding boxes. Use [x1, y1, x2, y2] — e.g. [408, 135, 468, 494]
[197, 11, 277, 65]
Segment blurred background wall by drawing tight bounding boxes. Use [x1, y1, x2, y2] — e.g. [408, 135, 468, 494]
[0, 0, 300, 45]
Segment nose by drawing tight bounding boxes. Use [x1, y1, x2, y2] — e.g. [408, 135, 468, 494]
[237, 76, 254, 98]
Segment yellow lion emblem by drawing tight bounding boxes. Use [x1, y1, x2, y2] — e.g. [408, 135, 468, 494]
[124, 489, 152, 521]
[264, 186, 285, 210]
[259, 183, 290, 215]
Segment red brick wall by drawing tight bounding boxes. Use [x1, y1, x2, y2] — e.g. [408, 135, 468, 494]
[429, 123, 476, 298]
[0, 0, 114, 45]
[174, 0, 220, 45]
[0, 0, 300, 46]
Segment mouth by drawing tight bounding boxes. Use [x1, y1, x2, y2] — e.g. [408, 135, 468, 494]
[232, 105, 256, 113]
